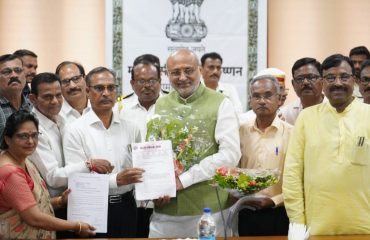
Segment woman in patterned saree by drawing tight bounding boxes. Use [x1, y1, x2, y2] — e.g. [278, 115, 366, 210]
[0, 111, 95, 239]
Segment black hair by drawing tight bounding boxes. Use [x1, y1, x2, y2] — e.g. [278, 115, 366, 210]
[55, 61, 86, 77]
[200, 52, 223, 66]
[85, 67, 116, 86]
[349, 46, 370, 59]
[13, 49, 37, 58]
[1, 110, 39, 149]
[131, 54, 161, 80]
[0, 54, 22, 65]
[320, 54, 355, 76]
[31, 73, 61, 96]
[291, 57, 321, 77]
[360, 59, 370, 74]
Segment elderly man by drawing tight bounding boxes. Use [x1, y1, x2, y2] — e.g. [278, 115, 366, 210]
[200, 52, 243, 114]
[280, 57, 324, 125]
[349, 46, 370, 99]
[239, 68, 287, 124]
[148, 49, 240, 238]
[55, 61, 91, 123]
[358, 59, 370, 104]
[63, 67, 144, 238]
[13, 49, 38, 98]
[283, 54, 370, 235]
[0, 54, 32, 141]
[238, 75, 292, 236]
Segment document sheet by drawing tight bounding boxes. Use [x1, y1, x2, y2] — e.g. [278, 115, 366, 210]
[67, 173, 109, 233]
[132, 140, 176, 200]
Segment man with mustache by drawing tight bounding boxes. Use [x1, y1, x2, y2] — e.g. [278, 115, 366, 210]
[13, 49, 38, 98]
[238, 75, 292, 236]
[0, 54, 32, 142]
[55, 61, 91, 123]
[200, 52, 243, 115]
[349, 46, 370, 99]
[119, 54, 163, 237]
[283, 54, 370, 235]
[119, 54, 164, 140]
[280, 57, 325, 125]
[63, 67, 144, 238]
[358, 59, 370, 104]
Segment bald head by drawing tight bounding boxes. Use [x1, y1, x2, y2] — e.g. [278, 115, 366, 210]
[166, 49, 201, 98]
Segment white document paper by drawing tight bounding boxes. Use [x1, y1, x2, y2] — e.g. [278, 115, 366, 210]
[132, 140, 176, 200]
[67, 173, 109, 233]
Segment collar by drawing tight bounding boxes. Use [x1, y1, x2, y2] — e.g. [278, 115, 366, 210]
[252, 114, 281, 134]
[0, 94, 31, 108]
[325, 97, 357, 115]
[85, 109, 120, 127]
[62, 98, 91, 114]
[32, 108, 64, 130]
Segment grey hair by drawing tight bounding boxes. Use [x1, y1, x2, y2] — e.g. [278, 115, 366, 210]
[249, 74, 281, 95]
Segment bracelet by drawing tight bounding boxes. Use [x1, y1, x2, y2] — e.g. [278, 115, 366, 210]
[91, 160, 96, 172]
[77, 221, 82, 234]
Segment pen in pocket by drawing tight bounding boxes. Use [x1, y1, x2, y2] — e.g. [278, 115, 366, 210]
[357, 136, 365, 146]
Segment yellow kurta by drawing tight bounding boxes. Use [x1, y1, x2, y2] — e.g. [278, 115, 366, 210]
[240, 115, 293, 206]
[283, 99, 370, 235]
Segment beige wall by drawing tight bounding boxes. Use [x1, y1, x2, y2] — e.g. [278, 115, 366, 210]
[268, 0, 370, 104]
[0, 0, 105, 73]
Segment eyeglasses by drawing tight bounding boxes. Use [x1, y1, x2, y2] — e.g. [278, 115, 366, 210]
[89, 84, 118, 93]
[293, 74, 321, 83]
[251, 92, 279, 101]
[323, 73, 352, 83]
[61, 74, 83, 86]
[15, 132, 41, 141]
[0, 67, 23, 76]
[135, 79, 159, 86]
[359, 76, 370, 85]
[168, 68, 195, 78]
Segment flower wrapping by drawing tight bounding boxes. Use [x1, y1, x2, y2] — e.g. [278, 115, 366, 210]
[211, 166, 279, 197]
[146, 107, 214, 175]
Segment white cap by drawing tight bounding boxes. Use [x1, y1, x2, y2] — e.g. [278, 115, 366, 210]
[254, 68, 286, 84]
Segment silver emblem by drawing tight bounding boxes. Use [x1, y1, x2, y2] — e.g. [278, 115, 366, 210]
[166, 0, 207, 42]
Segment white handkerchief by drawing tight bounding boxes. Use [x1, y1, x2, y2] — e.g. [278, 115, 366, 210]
[288, 223, 310, 240]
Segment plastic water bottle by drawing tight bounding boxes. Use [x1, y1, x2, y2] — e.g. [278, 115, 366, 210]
[198, 208, 216, 240]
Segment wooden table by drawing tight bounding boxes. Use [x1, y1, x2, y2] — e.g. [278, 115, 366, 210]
[63, 236, 370, 240]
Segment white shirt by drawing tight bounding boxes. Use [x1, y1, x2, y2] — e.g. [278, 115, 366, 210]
[217, 82, 243, 115]
[28, 108, 67, 197]
[60, 99, 91, 123]
[279, 98, 302, 125]
[280, 97, 328, 125]
[63, 110, 141, 195]
[119, 94, 163, 140]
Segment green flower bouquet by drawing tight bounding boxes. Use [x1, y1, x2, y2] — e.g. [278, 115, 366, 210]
[211, 167, 279, 197]
[146, 109, 213, 175]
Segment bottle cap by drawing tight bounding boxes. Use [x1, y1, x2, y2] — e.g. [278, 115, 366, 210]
[203, 207, 212, 213]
